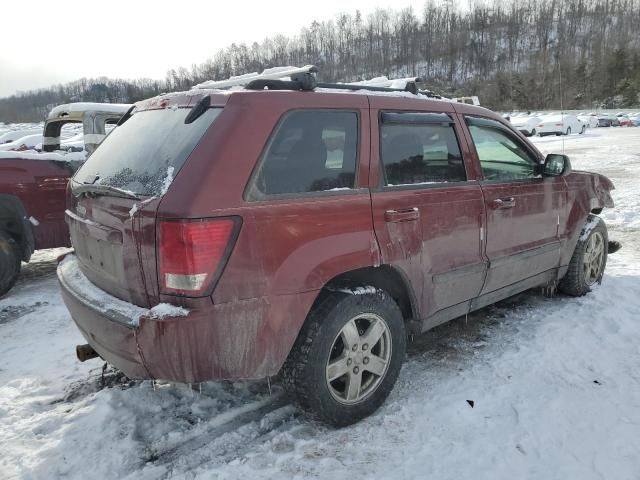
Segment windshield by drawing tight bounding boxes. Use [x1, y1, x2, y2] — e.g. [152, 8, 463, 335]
[74, 107, 221, 196]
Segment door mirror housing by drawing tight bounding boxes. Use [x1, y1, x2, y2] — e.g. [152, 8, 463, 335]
[543, 154, 571, 177]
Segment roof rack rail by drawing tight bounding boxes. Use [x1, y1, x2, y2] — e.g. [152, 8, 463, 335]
[195, 64, 445, 99]
[315, 81, 421, 95]
[194, 65, 318, 90]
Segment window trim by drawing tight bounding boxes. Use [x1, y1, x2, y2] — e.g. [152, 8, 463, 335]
[244, 108, 361, 202]
[465, 115, 544, 184]
[378, 111, 470, 190]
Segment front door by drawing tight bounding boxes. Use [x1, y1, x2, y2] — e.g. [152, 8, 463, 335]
[464, 116, 566, 294]
[370, 108, 487, 325]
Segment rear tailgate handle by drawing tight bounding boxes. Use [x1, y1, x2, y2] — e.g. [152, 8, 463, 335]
[489, 197, 516, 209]
[384, 208, 420, 223]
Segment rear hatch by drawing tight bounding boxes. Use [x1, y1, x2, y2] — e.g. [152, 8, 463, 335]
[68, 101, 222, 307]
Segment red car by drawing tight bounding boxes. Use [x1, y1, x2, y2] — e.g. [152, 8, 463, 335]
[0, 103, 129, 296]
[58, 69, 616, 425]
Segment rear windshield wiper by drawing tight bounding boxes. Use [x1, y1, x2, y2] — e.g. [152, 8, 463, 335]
[72, 183, 141, 200]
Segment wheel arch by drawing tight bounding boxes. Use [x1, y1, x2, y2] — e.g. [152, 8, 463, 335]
[316, 264, 420, 327]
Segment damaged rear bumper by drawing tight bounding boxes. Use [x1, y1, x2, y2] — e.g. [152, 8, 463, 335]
[57, 254, 317, 383]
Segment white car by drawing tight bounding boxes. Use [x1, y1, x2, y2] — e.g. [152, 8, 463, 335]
[577, 113, 599, 128]
[0, 128, 41, 144]
[510, 116, 543, 136]
[536, 114, 585, 136]
[0, 133, 43, 151]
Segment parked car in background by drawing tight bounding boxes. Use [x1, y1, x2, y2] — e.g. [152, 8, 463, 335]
[0, 128, 41, 144]
[0, 133, 44, 152]
[536, 114, 585, 136]
[57, 66, 618, 426]
[510, 115, 543, 136]
[618, 115, 634, 127]
[0, 102, 130, 297]
[577, 113, 599, 128]
[629, 114, 640, 126]
[597, 115, 614, 127]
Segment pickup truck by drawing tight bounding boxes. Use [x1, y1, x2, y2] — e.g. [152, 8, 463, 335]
[0, 103, 130, 296]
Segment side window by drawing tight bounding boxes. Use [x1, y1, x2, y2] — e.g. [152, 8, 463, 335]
[466, 117, 540, 181]
[251, 110, 358, 197]
[380, 121, 466, 186]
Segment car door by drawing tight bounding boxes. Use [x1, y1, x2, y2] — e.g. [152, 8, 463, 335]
[370, 103, 487, 327]
[463, 115, 566, 295]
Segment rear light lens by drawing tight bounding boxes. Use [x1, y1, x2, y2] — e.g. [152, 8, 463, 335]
[159, 218, 239, 296]
[555, 123, 563, 126]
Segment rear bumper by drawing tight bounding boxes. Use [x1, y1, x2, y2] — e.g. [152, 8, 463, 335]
[58, 254, 317, 382]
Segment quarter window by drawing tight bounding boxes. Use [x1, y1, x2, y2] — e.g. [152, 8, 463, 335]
[380, 122, 466, 186]
[466, 117, 540, 181]
[250, 110, 358, 197]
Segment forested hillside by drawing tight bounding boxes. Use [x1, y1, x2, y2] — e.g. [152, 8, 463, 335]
[2, 0, 639, 122]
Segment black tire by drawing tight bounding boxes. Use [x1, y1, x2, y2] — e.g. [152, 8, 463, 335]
[0, 231, 21, 297]
[558, 215, 608, 297]
[580, 125, 586, 134]
[531, 128, 537, 136]
[565, 127, 572, 135]
[282, 289, 406, 427]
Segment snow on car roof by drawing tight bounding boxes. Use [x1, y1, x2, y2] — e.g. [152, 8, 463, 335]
[47, 103, 132, 120]
[0, 150, 86, 162]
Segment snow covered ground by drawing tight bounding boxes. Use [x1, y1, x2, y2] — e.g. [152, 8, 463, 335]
[1, 128, 639, 480]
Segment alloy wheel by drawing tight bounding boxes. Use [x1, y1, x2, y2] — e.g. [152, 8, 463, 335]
[583, 231, 605, 286]
[325, 313, 392, 404]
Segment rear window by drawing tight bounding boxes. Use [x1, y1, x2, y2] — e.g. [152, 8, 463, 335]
[75, 107, 221, 196]
[248, 110, 358, 199]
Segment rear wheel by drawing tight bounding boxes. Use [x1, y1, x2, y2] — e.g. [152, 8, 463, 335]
[580, 125, 586, 134]
[565, 127, 572, 135]
[0, 231, 21, 297]
[559, 215, 608, 296]
[531, 128, 537, 136]
[282, 289, 406, 427]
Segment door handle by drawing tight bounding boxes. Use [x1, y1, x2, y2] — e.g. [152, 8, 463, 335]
[384, 208, 420, 223]
[489, 197, 516, 209]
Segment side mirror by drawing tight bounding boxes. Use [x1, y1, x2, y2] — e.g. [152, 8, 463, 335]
[543, 153, 571, 177]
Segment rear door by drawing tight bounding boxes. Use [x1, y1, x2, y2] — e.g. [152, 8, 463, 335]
[370, 103, 486, 324]
[463, 116, 566, 294]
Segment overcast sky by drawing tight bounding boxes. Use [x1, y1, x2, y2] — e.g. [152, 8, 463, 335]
[0, 0, 421, 98]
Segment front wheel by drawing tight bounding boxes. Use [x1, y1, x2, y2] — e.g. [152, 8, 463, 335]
[559, 215, 608, 296]
[282, 289, 406, 427]
[531, 128, 537, 137]
[0, 231, 21, 297]
[580, 125, 586, 134]
[565, 127, 572, 135]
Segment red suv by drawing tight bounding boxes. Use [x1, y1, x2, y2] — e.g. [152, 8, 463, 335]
[58, 70, 616, 426]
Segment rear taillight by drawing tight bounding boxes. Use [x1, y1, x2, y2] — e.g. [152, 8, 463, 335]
[555, 123, 563, 126]
[159, 218, 240, 296]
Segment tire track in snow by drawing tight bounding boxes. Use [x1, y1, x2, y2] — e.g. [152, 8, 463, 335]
[145, 392, 297, 475]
